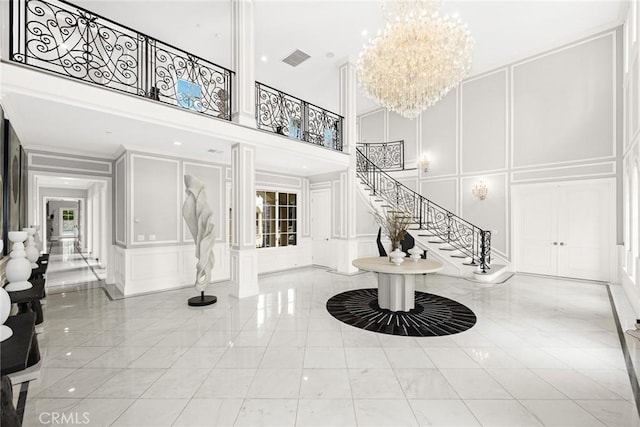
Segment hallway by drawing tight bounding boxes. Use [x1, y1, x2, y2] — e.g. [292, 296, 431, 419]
[44, 238, 106, 292]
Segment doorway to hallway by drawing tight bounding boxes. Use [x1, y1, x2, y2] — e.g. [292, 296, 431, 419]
[45, 238, 106, 290]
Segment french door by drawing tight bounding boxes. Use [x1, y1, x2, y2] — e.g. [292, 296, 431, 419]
[513, 180, 613, 281]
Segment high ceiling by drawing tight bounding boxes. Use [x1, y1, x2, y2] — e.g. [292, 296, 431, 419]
[0, 0, 627, 185]
[77, 0, 625, 115]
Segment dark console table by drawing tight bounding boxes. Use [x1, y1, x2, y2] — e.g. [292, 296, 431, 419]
[9, 279, 45, 325]
[0, 313, 40, 376]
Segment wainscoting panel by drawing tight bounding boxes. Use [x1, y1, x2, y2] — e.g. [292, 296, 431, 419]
[114, 243, 230, 296]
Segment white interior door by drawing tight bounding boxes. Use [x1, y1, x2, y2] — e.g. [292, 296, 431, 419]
[556, 181, 612, 281]
[513, 186, 558, 276]
[311, 189, 331, 267]
[513, 180, 613, 281]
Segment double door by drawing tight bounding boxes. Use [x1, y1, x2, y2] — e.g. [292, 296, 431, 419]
[513, 180, 613, 282]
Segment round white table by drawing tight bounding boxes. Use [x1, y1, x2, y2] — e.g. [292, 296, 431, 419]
[352, 257, 443, 312]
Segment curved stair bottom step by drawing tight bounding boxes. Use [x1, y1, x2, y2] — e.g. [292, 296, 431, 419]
[469, 265, 511, 284]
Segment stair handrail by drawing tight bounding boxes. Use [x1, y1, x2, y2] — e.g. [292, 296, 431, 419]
[356, 148, 491, 272]
[355, 140, 404, 171]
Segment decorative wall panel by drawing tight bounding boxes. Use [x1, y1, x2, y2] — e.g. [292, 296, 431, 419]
[461, 70, 507, 173]
[461, 174, 507, 256]
[388, 111, 418, 165]
[420, 89, 457, 176]
[130, 155, 179, 244]
[513, 33, 615, 167]
[359, 110, 385, 143]
[419, 179, 457, 214]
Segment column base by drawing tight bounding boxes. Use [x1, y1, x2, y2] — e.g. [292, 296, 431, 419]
[335, 239, 359, 275]
[230, 248, 258, 298]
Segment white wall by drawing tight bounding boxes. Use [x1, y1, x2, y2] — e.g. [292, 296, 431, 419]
[112, 150, 312, 296]
[357, 28, 620, 262]
[621, 0, 640, 315]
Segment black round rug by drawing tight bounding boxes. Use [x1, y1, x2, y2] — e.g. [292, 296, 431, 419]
[326, 289, 476, 337]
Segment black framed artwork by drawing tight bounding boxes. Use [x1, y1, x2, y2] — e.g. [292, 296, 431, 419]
[7, 123, 21, 237]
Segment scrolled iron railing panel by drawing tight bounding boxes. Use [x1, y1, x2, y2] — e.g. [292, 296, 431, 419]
[356, 148, 491, 270]
[306, 103, 343, 151]
[150, 40, 232, 119]
[12, 0, 143, 94]
[255, 83, 303, 136]
[10, 0, 233, 121]
[255, 82, 344, 152]
[356, 141, 404, 171]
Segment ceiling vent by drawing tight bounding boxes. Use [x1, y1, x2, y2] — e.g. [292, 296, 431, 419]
[282, 49, 310, 67]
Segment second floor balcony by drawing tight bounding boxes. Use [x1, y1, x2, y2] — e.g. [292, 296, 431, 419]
[6, 0, 344, 153]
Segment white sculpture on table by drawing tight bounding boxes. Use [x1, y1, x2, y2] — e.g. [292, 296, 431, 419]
[23, 227, 39, 268]
[0, 286, 12, 341]
[31, 225, 43, 253]
[5, 231, 32, 292]
[183, 175, 217, 306]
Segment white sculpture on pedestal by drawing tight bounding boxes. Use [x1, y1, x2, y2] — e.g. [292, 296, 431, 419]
[31, 225, 43, 253]
[182, 175, 217, 306]
[0, 286, 12, 342]
[5, 231, 32, 292]
[23, 227, 39, 268]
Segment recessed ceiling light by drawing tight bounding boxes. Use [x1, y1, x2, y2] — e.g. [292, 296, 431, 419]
[361, 29, 368, 36]
[173, 141, 182, 146]
[214, 33, 222, 38]
[260, 55, 268, 62]
[326, 52, 335, 58]
[105, 131, 112, 134]
[301, 165, 308, 169]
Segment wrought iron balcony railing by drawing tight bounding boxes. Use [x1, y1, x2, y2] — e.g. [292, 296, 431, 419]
[255, 82, 344, 152]
[9, 0, 233, 120]
[356, 148, 491, 273]
[356, 140, 404, 171]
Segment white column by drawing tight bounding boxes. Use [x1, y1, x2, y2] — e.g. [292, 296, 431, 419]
[230, 143, 258, 297]
[335, 60, 359, 274]
[340, 59, 358, 155]
[231, 0, 256, 127]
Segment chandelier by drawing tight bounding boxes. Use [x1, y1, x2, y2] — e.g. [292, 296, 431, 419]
[358, 0, 474, 119]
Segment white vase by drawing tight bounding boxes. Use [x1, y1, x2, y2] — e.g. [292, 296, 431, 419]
[0, 287, 13, 342]
[390, 248, 406, 266]
[5, 231, 33, 292]
[408, 246, 422, 262]
[24, 227, 39, 268]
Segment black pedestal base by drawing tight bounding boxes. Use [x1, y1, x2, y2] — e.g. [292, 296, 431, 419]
[188, 292, 217, 307]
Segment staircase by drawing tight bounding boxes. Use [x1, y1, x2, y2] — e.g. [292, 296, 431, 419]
[356, 148, 508, 282]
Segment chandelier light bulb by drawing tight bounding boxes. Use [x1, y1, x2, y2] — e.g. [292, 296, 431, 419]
[358, 0, 474, 119]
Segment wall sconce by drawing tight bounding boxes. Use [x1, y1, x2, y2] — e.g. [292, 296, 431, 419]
[472, 181, 488, 200]
[417, 153, 430, 173]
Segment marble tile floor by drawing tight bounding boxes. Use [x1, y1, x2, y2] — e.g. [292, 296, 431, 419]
[44, 239, 106, 289]
[19, 265, 640, 426]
